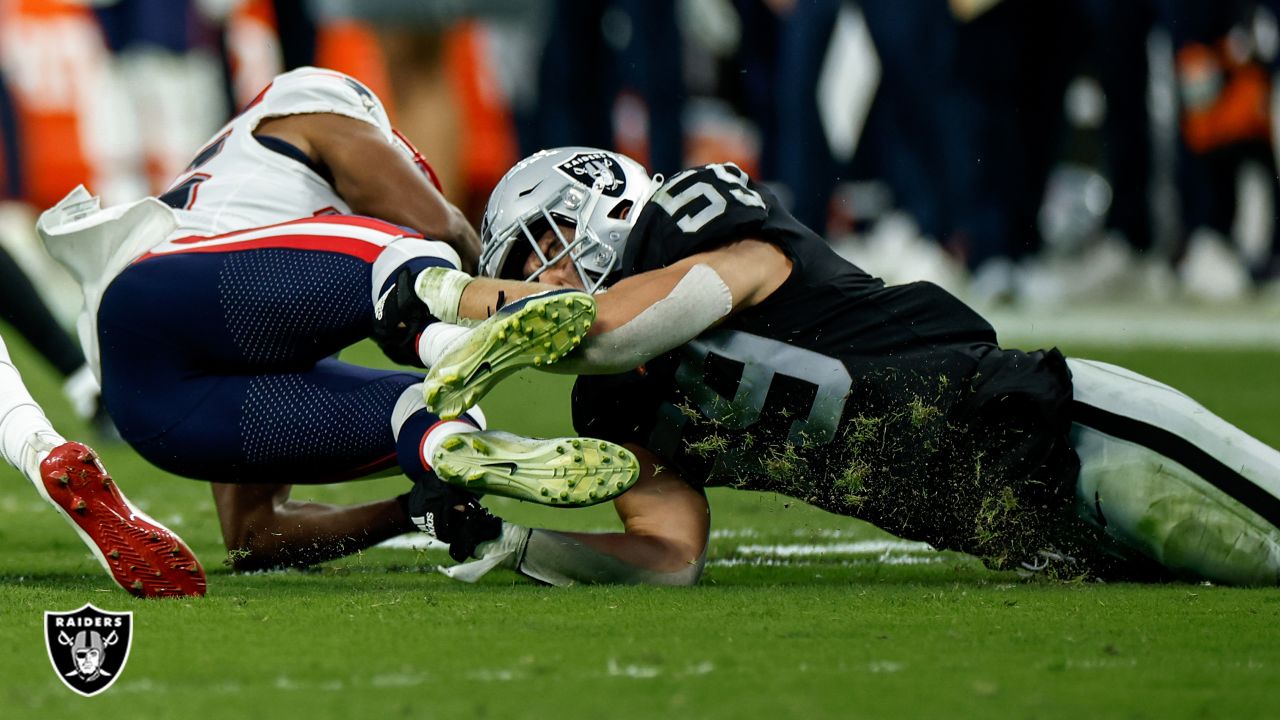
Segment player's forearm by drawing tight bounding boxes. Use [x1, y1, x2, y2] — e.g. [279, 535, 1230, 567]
[227, 497, 413, 571]
[343, 183, 479, 273]
[548, 264, 733, 374]
[514, 528, 706, 586]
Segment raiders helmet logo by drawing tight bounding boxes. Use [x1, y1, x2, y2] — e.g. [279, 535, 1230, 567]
[44, 604, 133, 697]
[556, 152, 628, 197]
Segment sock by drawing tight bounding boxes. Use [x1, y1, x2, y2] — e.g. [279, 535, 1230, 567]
[0, 336, 65, 483]
[416, 322, 471, 369]
[420, 417, 479, 471]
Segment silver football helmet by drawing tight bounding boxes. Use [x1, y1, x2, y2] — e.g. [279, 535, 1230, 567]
[480, 147, 660, 293]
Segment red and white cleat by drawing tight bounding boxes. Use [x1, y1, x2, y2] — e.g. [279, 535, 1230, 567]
[37, 442, 206, 598]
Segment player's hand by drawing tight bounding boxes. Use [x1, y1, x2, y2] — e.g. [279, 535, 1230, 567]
[373, 267, 433, 367]
[404, 478, 502, 562]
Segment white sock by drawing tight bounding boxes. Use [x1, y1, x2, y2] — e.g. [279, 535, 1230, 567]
[0, 337, 65, 484]
[419, 417, 479, 470]
[417, 322, 471, 369]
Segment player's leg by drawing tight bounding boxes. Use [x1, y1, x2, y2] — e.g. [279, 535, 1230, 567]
[1067, 358, 1280, 585]
[0, 246, 104, 423]
[393, 382, 639, 509]
[0, 334, 205, 597]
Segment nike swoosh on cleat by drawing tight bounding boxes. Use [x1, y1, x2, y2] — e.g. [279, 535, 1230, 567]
[479, 462, 519, 474]
[465, 361, 494, 384]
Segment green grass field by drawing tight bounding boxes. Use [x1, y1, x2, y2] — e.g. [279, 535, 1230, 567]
[1, 330, 1279, 719]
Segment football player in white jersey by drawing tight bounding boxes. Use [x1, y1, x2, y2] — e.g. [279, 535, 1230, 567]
[0, 331, 205, 597]
[37, 69, 638, 574]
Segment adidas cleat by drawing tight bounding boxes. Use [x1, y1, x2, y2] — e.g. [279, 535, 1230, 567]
[432, 431, 639, 507]
[423, 289, 595, 419]
[37, 442, 207, 598]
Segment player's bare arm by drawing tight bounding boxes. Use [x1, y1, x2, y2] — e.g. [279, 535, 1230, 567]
[451, 232, 791, 332]
[450, 445, 708, 585]
[552, 445, 708, 572]
[212, 482, 415, 571]
[255, 113, 481, 272]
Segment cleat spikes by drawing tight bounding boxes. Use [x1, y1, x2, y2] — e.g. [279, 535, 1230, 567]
[430, 430, 638, 508]
[38, 441, 208, 598]
[442, 436, 465, 452]
[420, 290, 595, 417]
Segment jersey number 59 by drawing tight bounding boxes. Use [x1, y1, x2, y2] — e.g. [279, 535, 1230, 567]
[652, 163, 766, 233]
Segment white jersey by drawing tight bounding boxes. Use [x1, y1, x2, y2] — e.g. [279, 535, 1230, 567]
[161, 66, 400, 240]
[36, 67, 420, 378]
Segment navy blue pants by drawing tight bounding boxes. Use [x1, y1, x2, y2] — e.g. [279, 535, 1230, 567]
[97, 218, 452, 484]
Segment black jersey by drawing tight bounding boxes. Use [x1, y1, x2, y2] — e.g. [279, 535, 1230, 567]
[572, 164, 1099, 571]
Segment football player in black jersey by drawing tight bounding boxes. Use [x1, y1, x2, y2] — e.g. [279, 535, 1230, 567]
[412, 147, 1280, 587]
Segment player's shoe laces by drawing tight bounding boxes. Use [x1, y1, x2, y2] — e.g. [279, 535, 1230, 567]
[36, 442, 207, 598]
[432, 431, 639, 507]
[423, 289, 595, 419]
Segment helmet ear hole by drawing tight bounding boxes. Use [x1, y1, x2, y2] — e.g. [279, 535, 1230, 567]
[607, 200, 634, 220]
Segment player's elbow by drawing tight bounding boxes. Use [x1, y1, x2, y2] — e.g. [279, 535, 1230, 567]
[220, 516, 307, 572]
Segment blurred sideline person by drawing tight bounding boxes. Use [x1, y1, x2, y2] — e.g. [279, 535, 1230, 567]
[413, 147, 1280, 587]
[37, 68, 636, 573]
[0, 332, 205, 597]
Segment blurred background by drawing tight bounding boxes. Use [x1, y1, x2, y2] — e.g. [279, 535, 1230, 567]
[3, 0, 1280, 321]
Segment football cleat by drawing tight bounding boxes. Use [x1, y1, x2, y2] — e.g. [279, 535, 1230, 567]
[422, 289, 595, 419]
[432, 431, 639, 507]
[36, 442, 207, 598]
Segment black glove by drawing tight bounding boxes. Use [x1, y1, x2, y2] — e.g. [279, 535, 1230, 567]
[403, 477, 502, 562]
[372, 267, 435, 367]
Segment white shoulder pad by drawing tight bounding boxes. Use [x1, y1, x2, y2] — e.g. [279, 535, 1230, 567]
[252, 67, 391, 132]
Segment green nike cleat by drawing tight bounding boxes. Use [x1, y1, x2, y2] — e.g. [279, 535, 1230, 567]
[423, 289, 595, 420]
[432, 431, 640, 507]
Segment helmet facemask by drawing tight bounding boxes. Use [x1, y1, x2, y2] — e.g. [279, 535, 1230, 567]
[480, 148, 657, 294]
